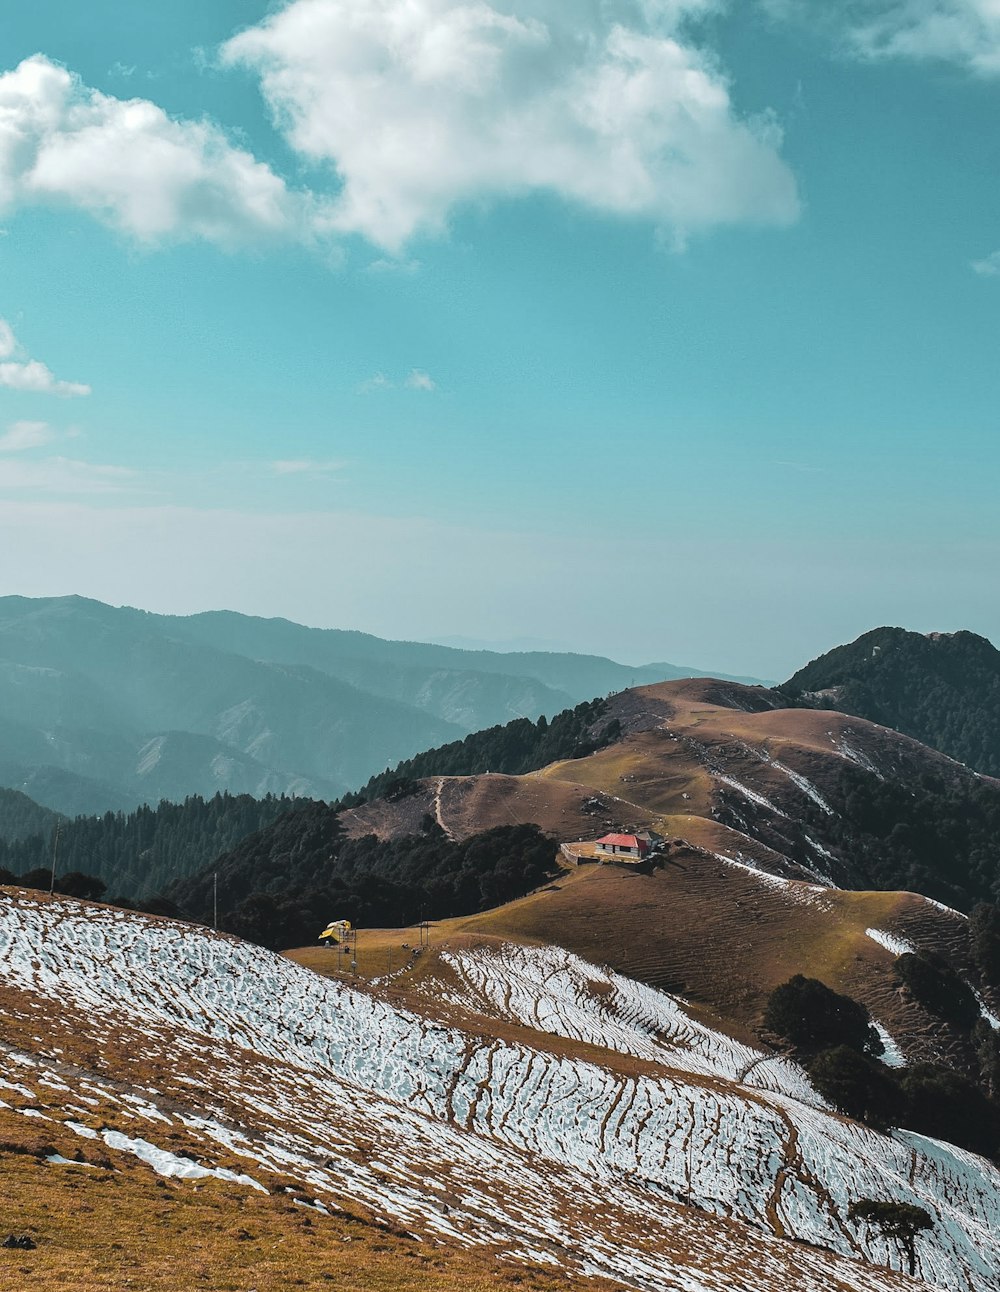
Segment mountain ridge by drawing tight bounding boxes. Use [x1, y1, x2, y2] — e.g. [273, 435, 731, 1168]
[0, 595, 759, 814]
[783, 626, 1000, 776]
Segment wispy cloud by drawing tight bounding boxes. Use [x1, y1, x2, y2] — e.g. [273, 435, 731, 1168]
[359, 369, 437, 394]
[849, 0, 1000, 75]
[972, 250, 1000, 276]
[0, 455, 135, 494]
[358, 372, 395, 394]
[0, 360, 90, 398]
[404, 369, 436, 392]
[0, 420, 55, 451]
[366, 257, 422, 275]
[767, 1, 1000, 76]
[270, 458, 345, 476]
[0, 319, 90, 397]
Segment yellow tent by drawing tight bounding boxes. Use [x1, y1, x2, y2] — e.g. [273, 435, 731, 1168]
[319, 919, 351, 944]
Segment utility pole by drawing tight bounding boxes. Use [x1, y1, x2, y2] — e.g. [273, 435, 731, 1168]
[213, 872, 218, 930]
[49, 824, 61, 895]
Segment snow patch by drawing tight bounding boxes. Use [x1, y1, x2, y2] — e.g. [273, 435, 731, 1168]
[865, 928, 916, 957]
[872, 1022, 906, 1068]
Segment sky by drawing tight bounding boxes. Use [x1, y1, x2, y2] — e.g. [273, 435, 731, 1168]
[0, 0, 998, 679]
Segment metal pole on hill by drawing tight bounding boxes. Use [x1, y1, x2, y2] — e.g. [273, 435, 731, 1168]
[49, 824, 61, 895]
[213, 872, 218, 930]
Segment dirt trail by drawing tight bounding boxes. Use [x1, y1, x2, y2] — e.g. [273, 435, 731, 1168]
[434, 777, 456, 840]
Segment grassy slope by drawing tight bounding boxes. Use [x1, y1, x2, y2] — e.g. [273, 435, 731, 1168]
[289, 846, 972, 1069]
[300, 679, 991, 1064]
[0, 1109, 623, 1292]
[0, 888, 922, 1292]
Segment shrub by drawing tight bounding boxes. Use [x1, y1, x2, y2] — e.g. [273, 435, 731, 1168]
[848, 1198, 933, 1276]
[762, 975, 884, 1056]
[970, 903, 1000, 991]
[899, 1063, 1000, 1159]
[807, 1046, 899, 1128]
[894, 953, 980, 1030]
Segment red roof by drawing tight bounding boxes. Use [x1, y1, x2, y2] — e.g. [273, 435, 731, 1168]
[596, 833, 644, 848]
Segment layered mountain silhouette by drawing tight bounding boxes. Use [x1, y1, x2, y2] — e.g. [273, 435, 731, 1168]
[0, 595, 749, 814]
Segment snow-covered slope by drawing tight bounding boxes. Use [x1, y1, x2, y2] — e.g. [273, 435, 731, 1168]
[1, 891, 998, 1291]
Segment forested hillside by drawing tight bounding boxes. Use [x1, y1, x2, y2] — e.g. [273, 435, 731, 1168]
[783, 627, 1000, 776]
[0, 787, 63, 842]
[342, 696, 621, 806]
[0, 792, 313, 898]
[167, 808, 559, 950]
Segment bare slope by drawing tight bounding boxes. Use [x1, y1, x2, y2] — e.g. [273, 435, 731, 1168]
[340, 677, 996, 900]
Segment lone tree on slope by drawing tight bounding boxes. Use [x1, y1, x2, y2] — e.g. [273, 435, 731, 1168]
[847, 1198, 933, 1277]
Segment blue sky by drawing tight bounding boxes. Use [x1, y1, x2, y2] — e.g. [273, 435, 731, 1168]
[0, 0, 998, 678]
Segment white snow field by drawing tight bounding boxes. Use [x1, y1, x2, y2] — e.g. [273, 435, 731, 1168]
[1, 892, 999, 1291]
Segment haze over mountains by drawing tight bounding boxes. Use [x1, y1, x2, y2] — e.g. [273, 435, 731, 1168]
[0, 595, 757, 815]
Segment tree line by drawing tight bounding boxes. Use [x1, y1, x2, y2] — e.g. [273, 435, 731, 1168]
[0, 792, 315, 899]
[165, 806, 559, 951]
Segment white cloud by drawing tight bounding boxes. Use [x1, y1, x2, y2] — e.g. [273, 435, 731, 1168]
[358, 368, 436, 392]
[0, 359, 90, 397]
[223, 0, 799, 251]
[769, 1, 1000, 75]
[0, 319, 17, 358]
[0, 55, 307, 246]
[0, 455, 135, 494]
[849, 1, 1000, 73]
[0, 318, 90, 397]
[0, 419, 54, 451]
[358, 372, 395, 393]
[972, 250, 1000, 275]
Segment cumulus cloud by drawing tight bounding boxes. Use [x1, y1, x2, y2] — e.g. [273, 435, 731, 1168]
[0, 318, 90, 397]
[223, 0, 799, 251]
[972, 250, 1000, 275]
[0, 420, 54, 451]
[0, 55, 306, 246]
[404, 368, 436, 391]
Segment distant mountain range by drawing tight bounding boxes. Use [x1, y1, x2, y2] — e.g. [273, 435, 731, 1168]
[0, 595, 759, 814]
[783, 627, 1000, 777]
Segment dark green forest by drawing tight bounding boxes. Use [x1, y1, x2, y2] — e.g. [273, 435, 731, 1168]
[166, 807, 559, 951]
[816, 768, 1000, 909]
[715, 756, 1000, 912]
[783, 627, 1000, 776]
[764, 973, 1000, 1160]
[0, 792, 314, 898]
[341, 697, 621, 806]
[0, 787, 63, 842]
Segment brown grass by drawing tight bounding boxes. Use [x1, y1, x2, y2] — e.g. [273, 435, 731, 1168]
[0, 1112, 625, 1292]
[288, 842, 971, 1068]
